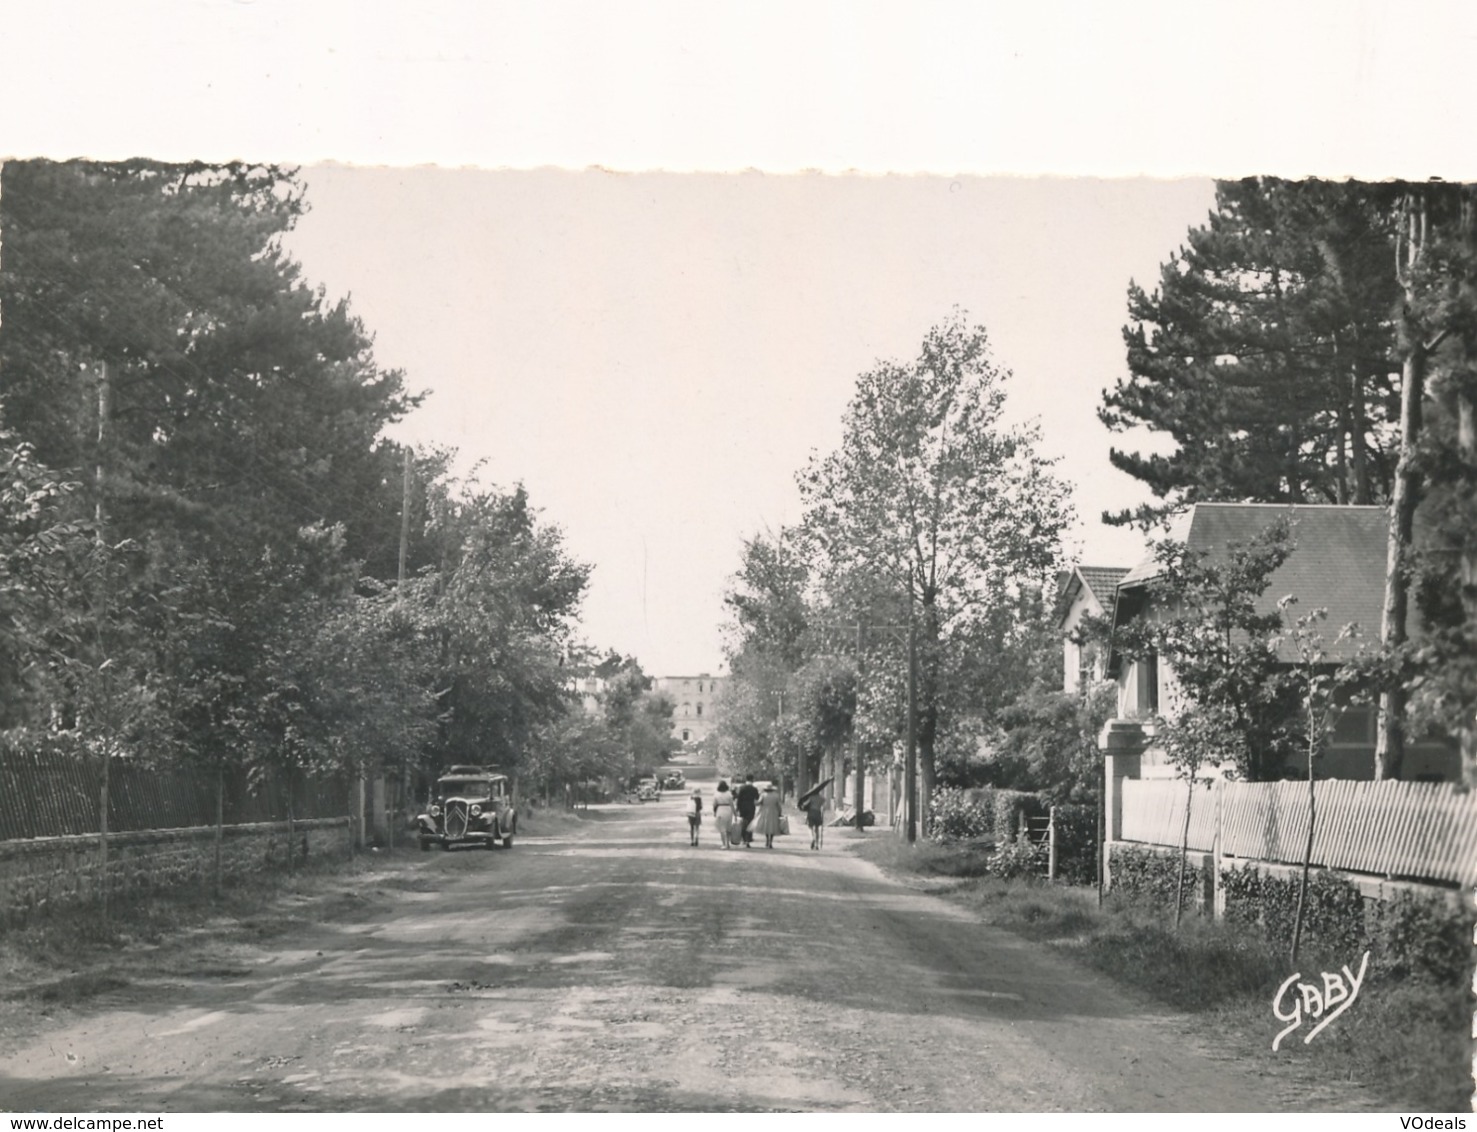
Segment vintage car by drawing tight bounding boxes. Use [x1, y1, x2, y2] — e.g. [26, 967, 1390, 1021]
[417, 766, 518, 850]
[636, 781, 660, 802]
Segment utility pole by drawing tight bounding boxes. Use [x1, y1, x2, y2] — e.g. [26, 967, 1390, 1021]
[905, 606, 917, 844]
[398, 446, 412, 590]
[391, 446, 414, 849]
[775, 690, 784, 798]
[853, 620, 865, 833]
[95, 360, 112, 919]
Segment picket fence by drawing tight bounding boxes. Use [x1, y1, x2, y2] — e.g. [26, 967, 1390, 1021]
[1120, 777, 1477, 887]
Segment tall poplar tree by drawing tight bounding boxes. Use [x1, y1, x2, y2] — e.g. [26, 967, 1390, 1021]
[799, 310, 1071, 830]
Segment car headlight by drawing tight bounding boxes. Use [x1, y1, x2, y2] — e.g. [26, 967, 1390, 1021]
[470, 804, 482, 817]
[430, 804, 442, 817]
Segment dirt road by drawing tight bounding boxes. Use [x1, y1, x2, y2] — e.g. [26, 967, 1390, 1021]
[0, 796, 1380, 1112]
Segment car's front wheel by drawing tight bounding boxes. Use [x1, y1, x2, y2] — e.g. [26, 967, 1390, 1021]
[419, 837, 432, 851]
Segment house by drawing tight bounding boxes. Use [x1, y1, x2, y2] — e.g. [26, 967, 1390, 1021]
[1104, 503, 1458, 782]
[1055, 565, 1130, 693]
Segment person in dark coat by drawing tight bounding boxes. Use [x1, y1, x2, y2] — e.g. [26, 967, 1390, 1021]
[735, 774, 761, 848]
[803, 791, 826, 850]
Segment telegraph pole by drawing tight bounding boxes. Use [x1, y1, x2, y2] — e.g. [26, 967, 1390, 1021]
[391, 446, 414, 849]
[853, 620, 865, 833]
[398, 446, 412, 589]
[95, 360, 112, 917]
[905, 606, 917, 844]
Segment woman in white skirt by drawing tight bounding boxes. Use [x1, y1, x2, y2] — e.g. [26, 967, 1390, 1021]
[711, 781, 737, 849]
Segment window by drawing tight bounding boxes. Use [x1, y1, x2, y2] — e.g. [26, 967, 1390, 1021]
[1077, 643, 1094, 690]
[697, 703, 703, 717]
[1134, 653, 1159, 716]
[1330, 705, 1375, 747]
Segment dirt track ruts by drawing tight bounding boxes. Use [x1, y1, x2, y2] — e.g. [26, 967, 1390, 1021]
[0, 796, 1385, 1112]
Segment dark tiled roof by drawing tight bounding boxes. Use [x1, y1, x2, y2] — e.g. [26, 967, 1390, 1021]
[1055, 564, 1131, 625]
[1119, 503, 1388, 661]
[1078, 566, 1129, 609]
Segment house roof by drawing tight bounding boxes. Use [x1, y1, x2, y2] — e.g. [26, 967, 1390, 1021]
[1117, 503, 1388, 662]
[1054, 564, 1131, 626]
[1079, 566, 1130, 609]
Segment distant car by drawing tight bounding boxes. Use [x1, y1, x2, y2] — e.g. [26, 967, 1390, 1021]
[663, 771, 685, 790]
[637, 781, 659, 802]
[417, 767, 518, 850]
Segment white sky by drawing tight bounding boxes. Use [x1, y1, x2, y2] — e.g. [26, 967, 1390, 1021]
[6, 0, 1474, 675]
[282, 170, 1213, 674]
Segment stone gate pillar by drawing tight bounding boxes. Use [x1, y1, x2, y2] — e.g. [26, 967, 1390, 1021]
[1099, 718, 1147, 890]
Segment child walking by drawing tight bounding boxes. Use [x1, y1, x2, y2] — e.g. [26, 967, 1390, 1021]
[687, 789, 703, 846]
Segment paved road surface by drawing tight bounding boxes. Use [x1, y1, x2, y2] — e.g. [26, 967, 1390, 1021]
[0, 796, 1377, 1111]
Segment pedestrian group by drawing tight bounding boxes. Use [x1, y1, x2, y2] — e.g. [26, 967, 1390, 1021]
[687, 773, 828, 850]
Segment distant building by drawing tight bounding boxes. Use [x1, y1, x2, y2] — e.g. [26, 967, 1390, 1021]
[568, 674, 607, 716]
[651, 674, 727, 744]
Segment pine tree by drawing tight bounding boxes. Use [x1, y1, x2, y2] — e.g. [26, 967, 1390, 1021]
[1100, 178, 1402, 523]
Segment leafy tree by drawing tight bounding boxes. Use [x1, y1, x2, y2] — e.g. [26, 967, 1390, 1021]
[800, 310, 1072, 830]
[788, 655, 858, 803]
[1157, 698, 1242, 928]
[421, 479, 590, 784]
[718, 530, 813, 784]
[1382, 184, 1477, 781]
[991, 681, 1116, 804]
[1115, 518, 1297, 781]
[1276, 601, 1363, 961]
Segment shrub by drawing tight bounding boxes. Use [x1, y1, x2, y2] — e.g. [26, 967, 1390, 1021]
[1050, 802, 1097, 885]
[929, 785, 1047, 844]
[985, 839, 1047, 880]
[1221, 865, 1365, 957]
[1221, 865, 1473, 984]
[1369, 890, 1475, 986]
[1108, 844, 1205, 914]
[929, 786, 992, 841]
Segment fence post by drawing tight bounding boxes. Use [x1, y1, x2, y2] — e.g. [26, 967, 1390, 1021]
[1047, 805, 1057, 882]
[1212, 779, 1225, 920]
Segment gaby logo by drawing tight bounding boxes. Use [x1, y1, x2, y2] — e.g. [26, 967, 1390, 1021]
[1271, 950, 1370, 1051]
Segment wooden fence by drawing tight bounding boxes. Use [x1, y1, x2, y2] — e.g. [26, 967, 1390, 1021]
[0, 747, 349, 841]
[1120, 777, 1477, 887]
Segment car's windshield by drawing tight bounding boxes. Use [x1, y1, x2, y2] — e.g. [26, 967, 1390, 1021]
[438, 778, 496, 796]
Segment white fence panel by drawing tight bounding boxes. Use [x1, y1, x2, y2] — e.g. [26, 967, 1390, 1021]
[1120, 779, 1217, 852]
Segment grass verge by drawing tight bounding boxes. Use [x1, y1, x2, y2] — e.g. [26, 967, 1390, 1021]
[857, 836, 1474, 1112]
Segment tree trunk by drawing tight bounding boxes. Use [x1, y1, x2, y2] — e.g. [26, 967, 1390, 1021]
[286, 766, 296, 876]
[1350, 367, 1371, 505]
[214, 759, 224, 899]
[1378, 192, 1431, 780]
[853, 744, 866, 834]
[916, 609, 939, 838]
[1461, 388, 1477, 788]
[1377, 341, 1427, 779]
[1290, 729, 1317, 964]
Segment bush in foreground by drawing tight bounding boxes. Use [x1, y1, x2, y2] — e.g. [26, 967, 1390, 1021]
[857, 837, 1473, 1111]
